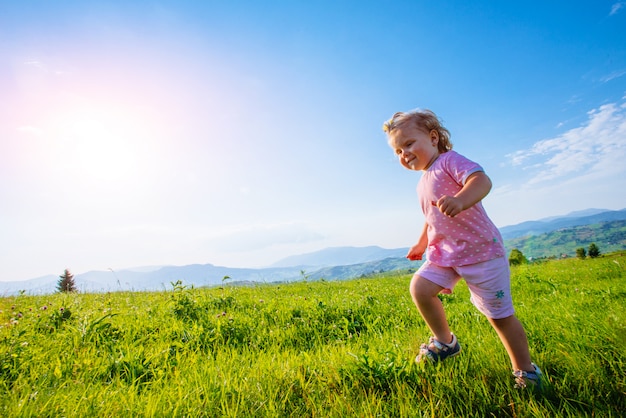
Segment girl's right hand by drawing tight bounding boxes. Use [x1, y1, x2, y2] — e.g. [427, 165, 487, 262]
[406, 245, 425, 261]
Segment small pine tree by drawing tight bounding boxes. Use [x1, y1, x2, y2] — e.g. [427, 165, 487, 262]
[576, 247, 587, 259]
[508, 248, 527, 266]
[588, 243, 601, 258]
[57, 269, 77, 293]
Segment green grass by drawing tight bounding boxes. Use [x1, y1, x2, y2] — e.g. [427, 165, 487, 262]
[1, 253, 625, 417]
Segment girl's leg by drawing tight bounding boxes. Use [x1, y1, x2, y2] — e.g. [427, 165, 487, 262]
[410, 275, 453, 344]
[488, 315, 533, 371]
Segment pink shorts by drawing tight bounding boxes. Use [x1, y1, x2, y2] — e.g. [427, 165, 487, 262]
[415, 256, 514, 319]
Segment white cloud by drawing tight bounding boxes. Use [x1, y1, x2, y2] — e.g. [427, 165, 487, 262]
[600, 69, 626, 83]
[610, 2, 625, 15]
[23, 60, 44, 68]
[506, 101, 626, 185]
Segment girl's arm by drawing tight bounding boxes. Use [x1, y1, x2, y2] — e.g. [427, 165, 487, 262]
[407, 223, 429, 260]
[435, 171, 492, 218]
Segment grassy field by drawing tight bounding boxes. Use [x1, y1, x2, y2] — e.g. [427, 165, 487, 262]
[1, 252, 625, 417]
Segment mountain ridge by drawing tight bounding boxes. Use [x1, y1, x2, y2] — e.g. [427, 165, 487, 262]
[270, 245, 407, 269]
[2, 208, 625, 295]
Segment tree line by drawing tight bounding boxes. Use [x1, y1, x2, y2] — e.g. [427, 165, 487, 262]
[509, 242, 601, 266]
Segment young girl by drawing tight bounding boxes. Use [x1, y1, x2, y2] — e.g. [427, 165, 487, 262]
[383, 109, 542, 389]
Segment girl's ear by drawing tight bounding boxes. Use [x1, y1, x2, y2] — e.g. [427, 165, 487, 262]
[430, 129, 439, 145]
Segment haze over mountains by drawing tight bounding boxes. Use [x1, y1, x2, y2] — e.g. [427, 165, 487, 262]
[2, 208, 625, 296]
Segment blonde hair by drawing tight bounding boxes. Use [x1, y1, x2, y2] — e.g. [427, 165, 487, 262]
[383, 109, 453, 153]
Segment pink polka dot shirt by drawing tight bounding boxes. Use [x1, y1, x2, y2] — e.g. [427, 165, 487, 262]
[418, 151, 505, 267]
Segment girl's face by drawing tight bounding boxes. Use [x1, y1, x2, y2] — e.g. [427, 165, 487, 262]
[388, 125, 440, 171]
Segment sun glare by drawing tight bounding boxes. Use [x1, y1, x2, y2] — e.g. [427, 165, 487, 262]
[49, 105, 154, 184]
[69, 116, 135, 181]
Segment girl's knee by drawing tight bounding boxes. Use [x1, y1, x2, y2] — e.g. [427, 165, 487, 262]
[410, 275, 443, 300]
[409, 275, 423, 299]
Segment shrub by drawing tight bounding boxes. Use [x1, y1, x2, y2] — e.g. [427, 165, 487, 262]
[588, 243, 601, 258]
[508, 248, 527, 266]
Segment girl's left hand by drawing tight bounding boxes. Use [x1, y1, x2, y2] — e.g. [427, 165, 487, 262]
[434, 196, 465, 217]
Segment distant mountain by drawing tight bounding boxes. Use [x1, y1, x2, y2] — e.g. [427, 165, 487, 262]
[538, 208, 610, 222]
[0, 264, 308, 296]
[3, 209, 626, 296]
[0, 274, 60, 296]
[270, 245, 408, 268]
[499, 208, 626, 240]
[0, 247, 411, 296]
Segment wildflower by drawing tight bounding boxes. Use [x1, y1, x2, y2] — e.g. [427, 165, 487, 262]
[41, 305, 48, 310]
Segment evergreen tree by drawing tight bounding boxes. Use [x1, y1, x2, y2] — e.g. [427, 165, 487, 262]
[57, 269, 77, 293]
[576, 247, 587, 259]
[588, 243, 601, 258]
[508, 248, 527, 266]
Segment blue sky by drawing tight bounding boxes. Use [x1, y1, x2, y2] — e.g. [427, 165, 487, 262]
[1, 1, 625, 282]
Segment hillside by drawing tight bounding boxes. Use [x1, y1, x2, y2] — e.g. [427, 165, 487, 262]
[504, 219, 626, 259]
[307, 256, 418, 281]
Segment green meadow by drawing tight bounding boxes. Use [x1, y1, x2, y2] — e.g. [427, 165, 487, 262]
[1, 253, 625, 417]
